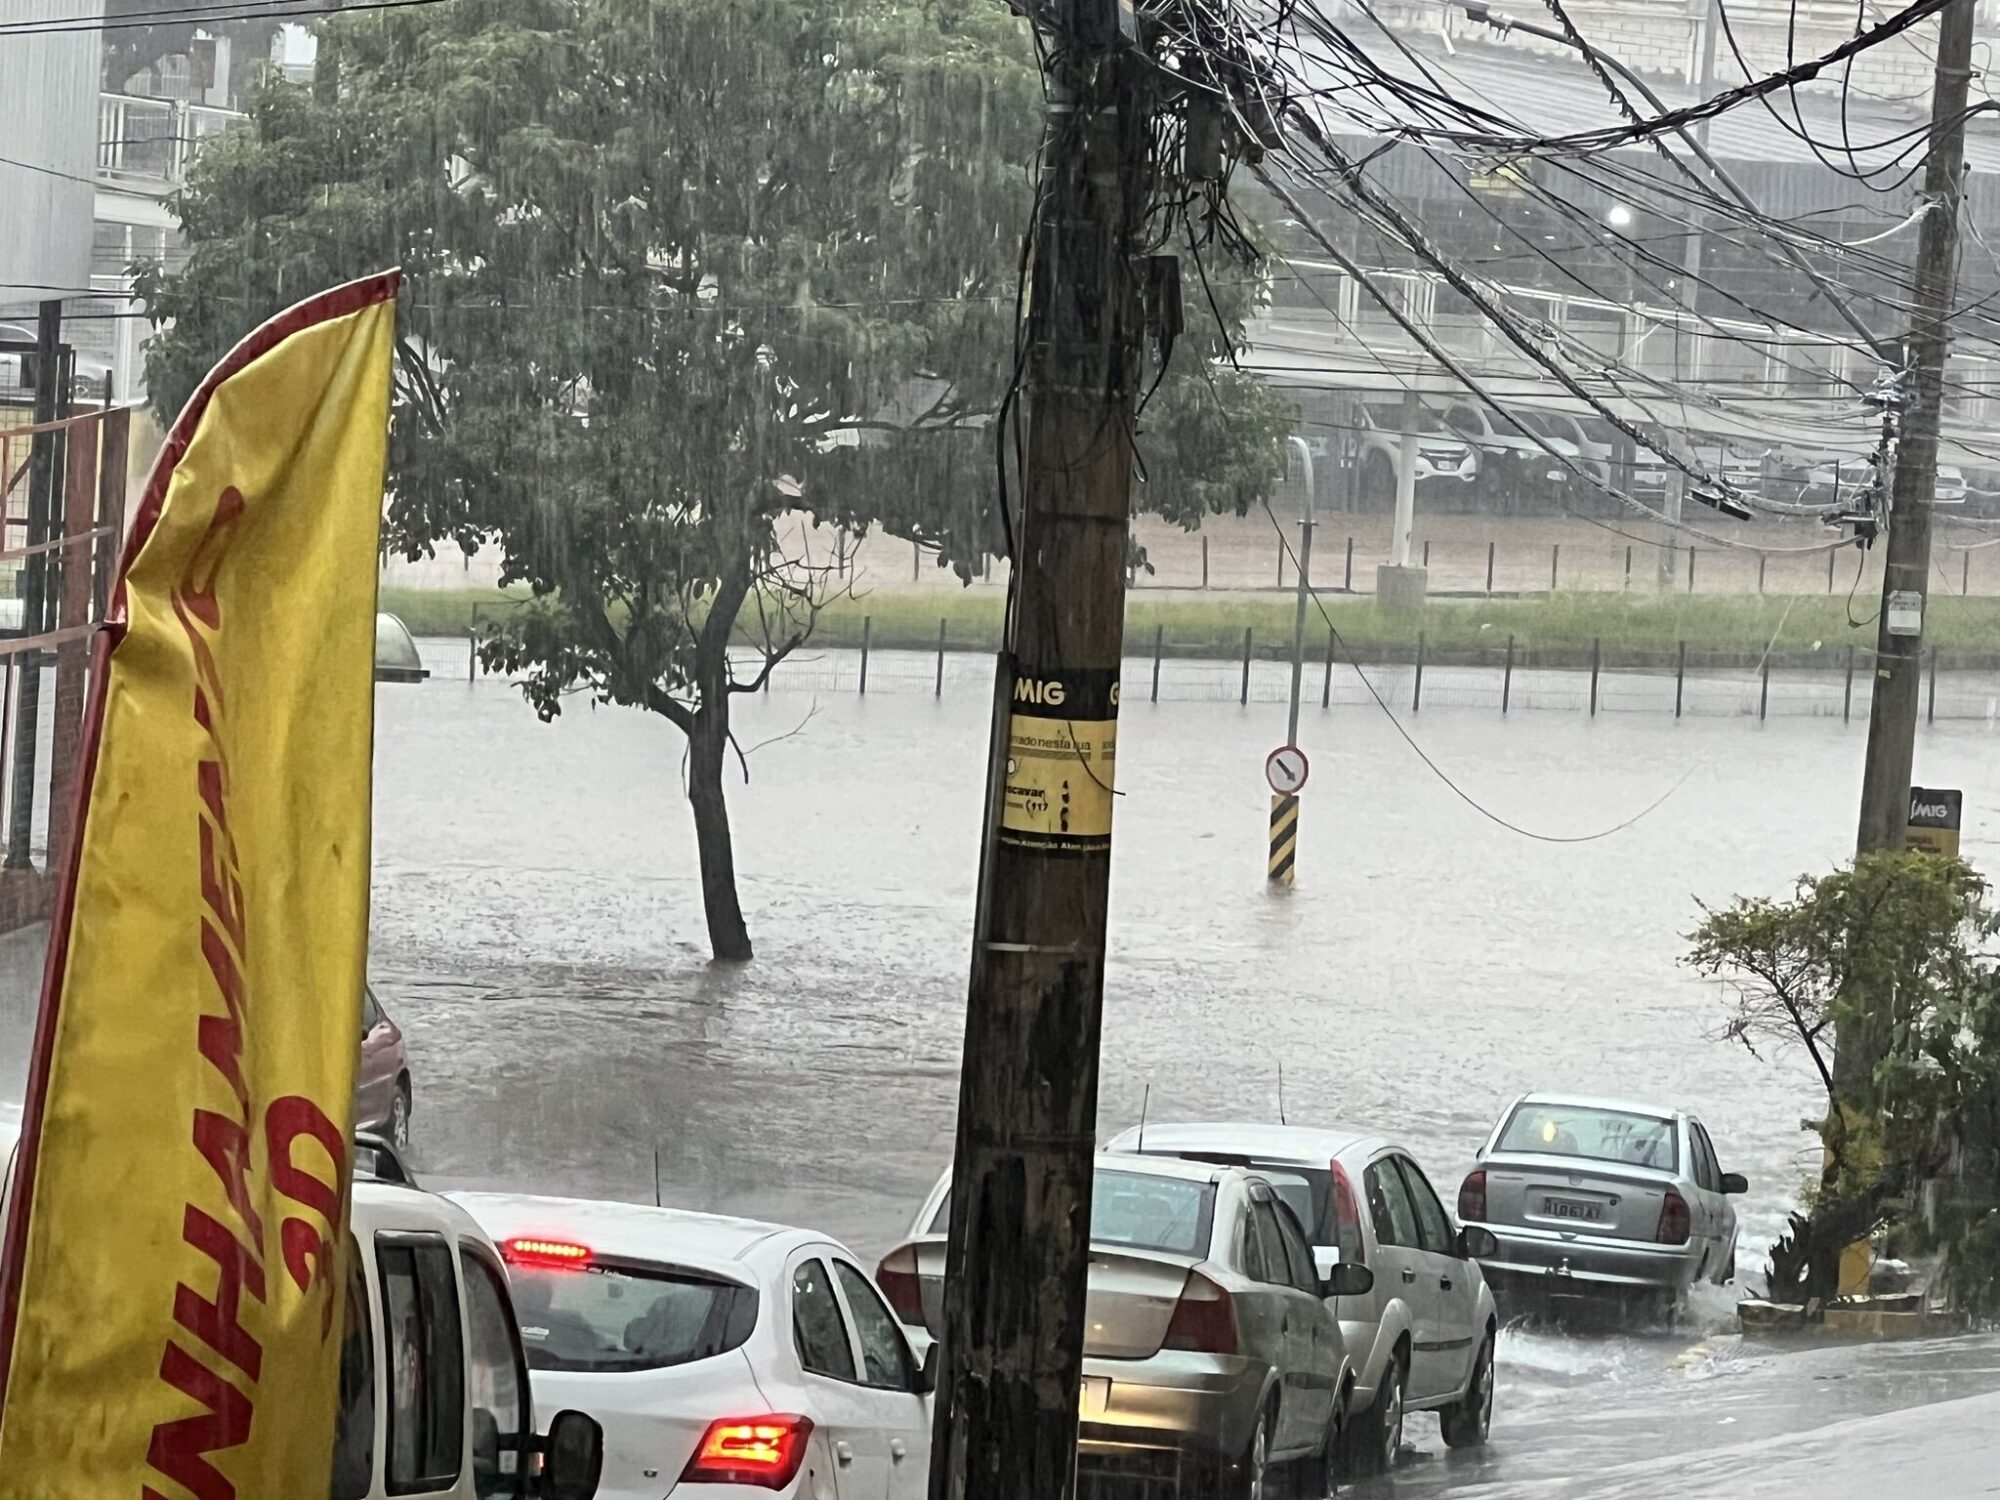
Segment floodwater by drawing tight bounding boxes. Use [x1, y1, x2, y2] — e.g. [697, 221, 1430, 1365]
[2, 639, 1995, 1483]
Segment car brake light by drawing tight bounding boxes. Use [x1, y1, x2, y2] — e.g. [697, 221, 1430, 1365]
[1656, 1190, 1691, 1246]
[1163, 1271, 1237, 1355]
[1458, 1170, 1487, 1223]
[682, 1415, 815, 1489]
[1329, 1160, 1366, 1264]
[875, 1248, 926, 1327]
[501, 1237, 593, 1271]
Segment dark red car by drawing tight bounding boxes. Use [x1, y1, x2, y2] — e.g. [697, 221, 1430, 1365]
[356, 985, 413, 1150]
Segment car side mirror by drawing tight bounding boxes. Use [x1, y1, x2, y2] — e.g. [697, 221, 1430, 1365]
[914, 1341, 939, 1395]
[1457, 1226, 1500, 1261]
[1321, 1262, 1374, 1298]
[1721, 1172, 1749, 1196]
[541, 1410, 603, 1500]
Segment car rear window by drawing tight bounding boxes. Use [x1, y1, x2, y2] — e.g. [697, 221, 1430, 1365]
[928, 1171, 1216, 1257]
[505, 1263, 757, 1373]
[1498, 1104, 1679, 1172]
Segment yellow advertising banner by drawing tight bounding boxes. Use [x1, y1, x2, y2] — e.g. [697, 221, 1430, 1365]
[0, 271, 398, 1498]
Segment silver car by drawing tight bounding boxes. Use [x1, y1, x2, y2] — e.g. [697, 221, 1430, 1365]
[1105, 1122, 1500, 1478]
[876, 1154, 1369, 1498]
[1459, 1093, 1746, 1314]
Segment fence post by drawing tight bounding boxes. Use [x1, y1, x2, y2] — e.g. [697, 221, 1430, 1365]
[912, 540, 921, 582]
[1240, 627, 1253, 706]
[1422, 539, 1431, 570]
[468, 632, 476, 682]
[1151, 623, 1164, 703]
[1322, 627, 1335, 708]
[1276, 537, 1285, 589]
[1828, 548, 1837, 592]
[1964, 551, 1972, 595]
[1550, 543, 1560, 591]
[1589, 637, 1601, 716]
[859, 616, 872, 694]
[1486, 540, 1496, 594]
[1675, 640, 1686, 719]
[1413, 631, 1425, 713]
[1624, 545, 1632, 590]
[1759, 655, 1770, 721]
[936, 618, 948, 697]
[1757, 553, 1767, 595]
[1928, 647, 1938, 724]
[1503, 634, 1514, 714]
[1687, 547, 1697, 592]
[1201, 535, 1210, 590]
[1844, 644, 1856, 723]
[1343, 536, 1354, 592]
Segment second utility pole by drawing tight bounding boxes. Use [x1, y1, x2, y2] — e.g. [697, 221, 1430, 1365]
[929, 8, 1152, 1500]
[1855, 0, 1976, 857]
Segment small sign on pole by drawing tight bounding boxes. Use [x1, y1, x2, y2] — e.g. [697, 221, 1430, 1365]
[1265, 744, 1310, 796]
[1907, 786, 1963, 856]
[1886, 589, 1924, 637]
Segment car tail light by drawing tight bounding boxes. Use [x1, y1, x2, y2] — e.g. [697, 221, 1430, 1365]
[1329, 1160, 1367, 1264]
[501, 1237, 593, 1271]
[875, 1249, 925, 1327]
[681, 1415, 814, 1489]
[1656, 1190, 1691, 1246]
[1458, 1170, 1487, 1224]
[1163, 1271, 1237, 1355]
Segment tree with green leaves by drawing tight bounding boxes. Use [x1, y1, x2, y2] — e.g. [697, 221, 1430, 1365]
[141, 0, 1291, 960]
[1688, 852, 2000, 1313]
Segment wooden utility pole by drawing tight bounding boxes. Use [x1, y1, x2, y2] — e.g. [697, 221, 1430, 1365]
[928, 7, 1152, 1500]
[1855, 0, 1976, 858]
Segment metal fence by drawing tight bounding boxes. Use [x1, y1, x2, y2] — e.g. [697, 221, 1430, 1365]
[428, 638, 2000, 724]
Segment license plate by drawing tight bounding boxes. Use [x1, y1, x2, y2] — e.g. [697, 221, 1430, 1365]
[1080, 1377, 1110, 1418]
[1542, 1197, 1603, 1222]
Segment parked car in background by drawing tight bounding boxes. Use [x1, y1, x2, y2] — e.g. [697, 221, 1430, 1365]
[1458, 1093, 1745, 1318]
[1439, 398, 1579, 503]
[1516, 409, 1614, 491]
[1355, 401, 1479, 502]
[452, 1193, 933, 1500]
[878, 1154, 1370, 1498]
[358, 984, 413, 1151]
[1104, 1122, 1499, 1478]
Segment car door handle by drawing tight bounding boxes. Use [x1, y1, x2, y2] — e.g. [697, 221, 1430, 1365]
[1440, 1276, 1454, 1291]
[891, 1440, 908, 1462]
[835, 1441, 854, 1466]
[1401, 1268, 1416, 1284]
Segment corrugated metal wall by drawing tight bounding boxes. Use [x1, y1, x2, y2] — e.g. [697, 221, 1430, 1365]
[0, 0, 99, 323]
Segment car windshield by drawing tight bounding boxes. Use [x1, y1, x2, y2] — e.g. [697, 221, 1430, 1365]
[931, 1170, 1215, 1257]
[503, 1263, 756, 1373]
[1364, 403, 1448, 435]
[1498, 1104, 1679, 1171]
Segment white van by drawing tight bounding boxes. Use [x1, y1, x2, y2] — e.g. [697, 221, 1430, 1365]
[0, 1112, 603, 1500]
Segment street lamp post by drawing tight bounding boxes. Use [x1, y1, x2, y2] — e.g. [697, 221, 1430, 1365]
[1285, 435, 1316, 748]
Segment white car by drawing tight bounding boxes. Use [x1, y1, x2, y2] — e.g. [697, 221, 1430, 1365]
[1, 1111, 605, 1500]
[450, 1193, 932, 1500]
[1104, 1122, 1499, 1479]
[1355, 401, 1480, 501]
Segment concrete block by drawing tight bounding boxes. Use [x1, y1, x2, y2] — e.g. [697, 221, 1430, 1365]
[1376, 564, 1429, 611]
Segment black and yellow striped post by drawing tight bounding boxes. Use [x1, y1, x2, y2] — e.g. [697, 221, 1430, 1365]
[1268, 793, 1299, 885]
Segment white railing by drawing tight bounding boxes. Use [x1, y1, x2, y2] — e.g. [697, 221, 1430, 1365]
[96, 92, 245, 188]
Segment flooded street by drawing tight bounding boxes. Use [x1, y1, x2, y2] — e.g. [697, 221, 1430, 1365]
[3, 642, 1995, 1485]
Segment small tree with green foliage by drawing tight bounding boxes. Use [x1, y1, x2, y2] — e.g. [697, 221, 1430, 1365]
[1688, 852, 2000, 1313]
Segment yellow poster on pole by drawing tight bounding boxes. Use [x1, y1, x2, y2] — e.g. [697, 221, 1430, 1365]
[0, 271, 398, 1498]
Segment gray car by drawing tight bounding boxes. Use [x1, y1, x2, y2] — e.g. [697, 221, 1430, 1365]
[1459, 1092, 1746, 1315]
[876, 1154, 1370, 1499]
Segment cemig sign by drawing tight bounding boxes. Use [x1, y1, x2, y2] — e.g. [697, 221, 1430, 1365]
[1906, 786, 1963, 857]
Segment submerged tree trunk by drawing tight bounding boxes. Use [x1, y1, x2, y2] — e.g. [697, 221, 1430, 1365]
[687, 706, 752, 962]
